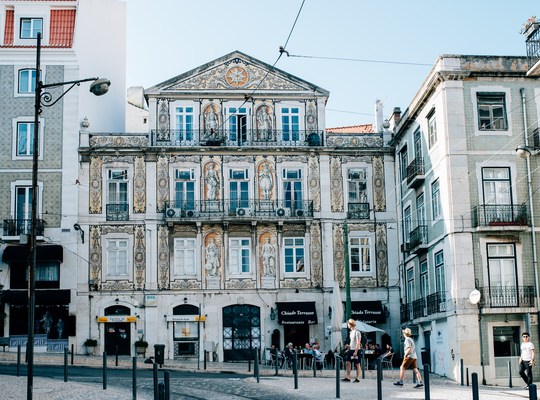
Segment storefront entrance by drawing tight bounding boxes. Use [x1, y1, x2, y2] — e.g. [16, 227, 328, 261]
[104, 305, 131, 356]
[222, 304, 260, 361]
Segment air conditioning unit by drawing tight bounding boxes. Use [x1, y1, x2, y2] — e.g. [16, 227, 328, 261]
[185, 209, 197, 218]
[294, 209, 305, 217]
[165, 207, 182, 218]
[400, 243, 410, 252]
[275, 208, 291, 217]
[236, 208, 251, 217]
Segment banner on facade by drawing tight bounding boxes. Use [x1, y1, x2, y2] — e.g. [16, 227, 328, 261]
[349, 301, 385, 324]
[276, 302, 318, 325]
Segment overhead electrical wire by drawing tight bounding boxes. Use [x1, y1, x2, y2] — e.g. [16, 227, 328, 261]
[286, 53, 433, 67]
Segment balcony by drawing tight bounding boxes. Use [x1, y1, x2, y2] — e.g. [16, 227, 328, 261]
[400, 303, 411, 323]
[412, 298, 426, 319]
[106, 203, 129, 221]
[479, 286, 535, 308]
[409, 225, 428, 254]
[525, 22, 540, 75]
[3, 219, 45, 238]
[164, 199, 314, 221]
[426, 292, 446, 315]
[150, 129, 324, 148]
[347, 202, 370, 219]
[472, 204, 529, 228]
[406, 158, 425, 188]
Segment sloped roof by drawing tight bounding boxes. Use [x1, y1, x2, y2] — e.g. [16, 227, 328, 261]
[49, 9, 76, 47]
[326, 124, 375, 134]
[145, 50, 329, 97]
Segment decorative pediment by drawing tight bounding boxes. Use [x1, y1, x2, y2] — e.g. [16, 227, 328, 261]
[147, 51, 329, 95]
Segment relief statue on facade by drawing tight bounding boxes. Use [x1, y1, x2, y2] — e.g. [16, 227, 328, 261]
[258, 162, 273, 201]
[205, 164, 219, 201]
[261, 237, 276, 277]
[256, 105, 273, 141]
[204, 104, 220, 141]
[205, 237, 220, 277]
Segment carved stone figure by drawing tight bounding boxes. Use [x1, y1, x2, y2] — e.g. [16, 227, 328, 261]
[205, 167, 219, 201]
[205, 106, 219, 139]
[257, 106, 273, 140]
[259, 163, 273, 200]
[261, 238, 276, 276]
[205, 238, 220, 277]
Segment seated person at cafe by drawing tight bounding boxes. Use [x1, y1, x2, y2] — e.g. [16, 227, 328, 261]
[312, 343, 324, 370]
[283, 342, 295, 368]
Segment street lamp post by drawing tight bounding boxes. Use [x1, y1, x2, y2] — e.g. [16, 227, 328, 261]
[27, 32, 110, 400]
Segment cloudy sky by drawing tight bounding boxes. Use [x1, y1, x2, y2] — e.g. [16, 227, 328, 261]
[126, 0, 536, 128]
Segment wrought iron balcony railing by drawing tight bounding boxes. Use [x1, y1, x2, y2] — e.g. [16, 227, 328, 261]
[164, 199, 314, 220]
[347, 202, 370, 219]
[151, 129, 325, 148]
[412, 298, 426, 319]
[400, 303, 411, 323]
[106, 203, 129, 221]
[526, 22, 540, 69]
[3, 219, 45, 237]
[406, 157, 425, 186]
[426, 292, 446, 315]
[479, 286, 535, 308]
[409, 225, 428, 250]
[472, 204, 529, 227]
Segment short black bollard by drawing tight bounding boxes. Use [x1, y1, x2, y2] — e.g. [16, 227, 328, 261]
[376, 359, 382, 400]
[471, 372, 479, 400]
[313, 353, 317, 377]
[153, 362, 158, 400]
[164, 371, 170, 400]
[460, 359, 464, 386]
[530, 383, 538, 400]
[508, 361, 512, 388]
[293, 350, 298, 390]
[361, 352, 365, 379]
[103, 351, 107, 390]
[71, 344, 74, 365]
[466, 367, 469, 386]
[158, 382, 165, 400]
[64, 347, 68, 382]
[254, 349, 260, 383]
[115, 345, 119, 367]
[132, 356, 137, 400]
[423, 363, 430, 400]
[204, 350, 207, 370]
[16, 344, 21, 377]
[335, 355, 341, 399]
[248, 355, 251, 372]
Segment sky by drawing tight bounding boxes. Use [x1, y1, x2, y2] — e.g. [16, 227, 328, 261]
[126, 1, 537, 128]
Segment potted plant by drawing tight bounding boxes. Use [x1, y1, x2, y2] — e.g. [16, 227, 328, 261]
[134, 336, 148, 356]
[84, 338, 98, 356]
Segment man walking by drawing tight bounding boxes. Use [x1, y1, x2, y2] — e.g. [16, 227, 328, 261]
[342, 319, 362, 383]
[394, 327, 423, 388]
[519, 331, 535, 389]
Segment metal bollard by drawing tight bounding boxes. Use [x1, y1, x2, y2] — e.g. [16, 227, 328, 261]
[204, 350, 207, 370]
[530, 383, 538, 400]
[335, 355, 341, 399]
[153, 362, 158, 400]
[248, 354, 252, 372]
[376, 358, 382, 400]
[255, 349, 260, 383]
[313, 353, 317, 377]
[423, 363, 430, 400]
[64, 347, 68, 382]
[164, 371, 170, 400]
[103, 351, 107, 390]
[116, 345, 119, 367]
[132, 356, 137, 400]
[158, 382, 165, 400]
[293, 350, 298, 390]
[466, 368, 469, 386]
[71, 344, 74, 365]
[17, 344, 21, 377]
[460, 359, 464, 386]
[471, 372, 479, 400]
[361, 352, 365, 379]
[508, 361, 512, 388]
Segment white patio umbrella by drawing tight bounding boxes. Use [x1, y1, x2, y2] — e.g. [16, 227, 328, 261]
[341, 320, 385, 333]
[331, 281, 344, 351]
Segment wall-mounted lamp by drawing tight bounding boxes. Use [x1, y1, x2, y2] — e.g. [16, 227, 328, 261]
[295, 289, 299, 294]
[516, 145, 540, 158]
[184, 297, 188, 304]
[73, 223, 84, 244]
[328, 306, 332, 320]
[362, 289, 367, 293]
[115, 298, 119, 304]
[270, 307, 277, 320]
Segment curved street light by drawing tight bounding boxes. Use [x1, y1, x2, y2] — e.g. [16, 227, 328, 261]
[27, 32, 110, 400]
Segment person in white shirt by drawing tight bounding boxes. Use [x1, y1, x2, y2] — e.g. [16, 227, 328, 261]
[342, 319, 362, 383]
[394, 327, 423, 388]
[519, 331, 535, 388]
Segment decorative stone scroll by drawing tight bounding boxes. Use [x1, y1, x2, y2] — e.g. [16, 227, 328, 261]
[376, 223, 388, 286]
[133, 156, 146, 213]
[330, 156, 344, 213]
[89, 157, 102, 214]
[157, 225, 170, 290]
[372, 156, 386, 212]
[134, 225, 146, 290]
[89, 225, 102, 288]
[308, 154, 321, 212]
[310, 222, 323, 287]
[156, 155, 169, 213]
[156, 98, 170, 141]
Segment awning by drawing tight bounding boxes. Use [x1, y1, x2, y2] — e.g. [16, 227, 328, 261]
[350, 301, 385, 324]
[4, 289, 71, 305]
[2, 245, 63, 263]
[276, 301, 318, 325]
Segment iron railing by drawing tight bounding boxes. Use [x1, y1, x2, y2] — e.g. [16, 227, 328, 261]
[406, 158, 424, 185]
[106, 203, 129, 221]
[409, 225, 428, 249]
[526, 23, 540, 68]
[164, 199, 314, 220]
[479, 286, 535, 308]
[400, 303, 411, 323]
[3, 218, 45, 236]
[426, 292, 446, 315]
[151, 129, 325, 148]
[347, 202, 370, 219]
[472, 204, 529, 227]
[412, 298, 426, 319]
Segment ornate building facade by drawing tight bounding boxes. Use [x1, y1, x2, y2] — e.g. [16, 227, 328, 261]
[76, 51, 400, 361]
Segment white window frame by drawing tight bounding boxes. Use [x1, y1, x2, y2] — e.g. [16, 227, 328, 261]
[434, 250, 445, 295]
[20, 17, 43, 39]
[10, 180, 44, 219]
[471, 87, 512, 137]
[228, 237, 251, 275]
[278, 105, 302, 142]
[431, 179, 441, 221]
[17, 68, 36, 95]
[349, 234, 374, 277]
[173, 168, 196, 210]
[104, 236, 132, 279]
[106, 169, 129, 205]
[427, 109, 437, 149]
[283, 237, 306, 276]
[12, 117, 44, 160]
[174, 106, 194, 143]
[173, 238, 197, 277]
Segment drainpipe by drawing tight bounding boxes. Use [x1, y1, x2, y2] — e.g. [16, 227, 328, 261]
[520, 87, 539, 334]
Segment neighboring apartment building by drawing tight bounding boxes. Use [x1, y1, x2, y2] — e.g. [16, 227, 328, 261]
[0, 0, 125, 351]
[392, 23, 540, 384]
[77, 51, 400, 361]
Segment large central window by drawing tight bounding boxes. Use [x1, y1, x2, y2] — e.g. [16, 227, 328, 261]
[228, 107, 247, 143]
[229, 169, 249, 210]
[229, 238, 251, 274]
[175, 107, 193, 142]
[281, 107, 299, 141]
[174, 238, 196, 276]
[284, 237, 304, 273]
[106, 239, 129, 277]
[349, 237, 371, 273]
[482, 167, 511, 205]
[174, 169, 195, 210]
[283, 169, 303, 211]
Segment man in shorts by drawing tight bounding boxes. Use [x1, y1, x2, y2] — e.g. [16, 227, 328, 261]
[394, 327, 423, 388]
[342, 319, 362, 383]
